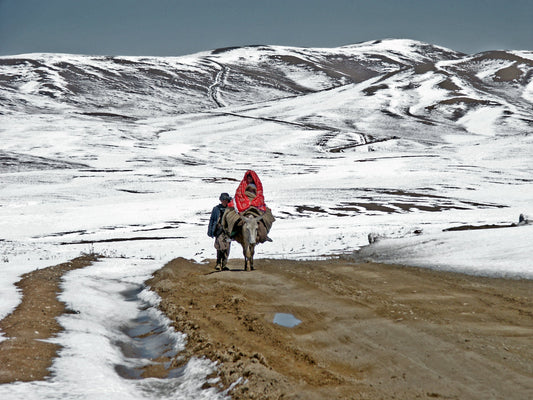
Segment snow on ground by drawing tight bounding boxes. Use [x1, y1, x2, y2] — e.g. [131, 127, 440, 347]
[523, 78, 533, 102]
[1, 112, 532, 398]
[357, 224, 533, 278]
[0, 258, 227, 400]
[1, 108, 531, 308]
[458, 107, 503, 136]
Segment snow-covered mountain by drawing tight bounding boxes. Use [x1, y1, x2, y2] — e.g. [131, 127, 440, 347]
[0, 39, 462, 113]
[1, 39, 531, 143]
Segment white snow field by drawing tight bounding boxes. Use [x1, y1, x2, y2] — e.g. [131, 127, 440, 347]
[0, 39, 532, 398]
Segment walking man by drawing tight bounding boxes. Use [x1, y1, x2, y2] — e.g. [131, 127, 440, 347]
[208, 192, 232, 270]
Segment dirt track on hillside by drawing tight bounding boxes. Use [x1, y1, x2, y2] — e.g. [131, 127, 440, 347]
[148, 257, 533, 400]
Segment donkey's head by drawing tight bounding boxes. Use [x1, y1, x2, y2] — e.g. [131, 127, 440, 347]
[240, 214, 262, 245]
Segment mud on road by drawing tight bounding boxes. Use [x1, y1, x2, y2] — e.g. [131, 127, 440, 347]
[148, 257, 533, 400]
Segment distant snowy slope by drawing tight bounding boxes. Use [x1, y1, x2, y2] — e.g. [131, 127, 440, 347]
[1, 39, 530, 141]
[0, 39, 463, 115]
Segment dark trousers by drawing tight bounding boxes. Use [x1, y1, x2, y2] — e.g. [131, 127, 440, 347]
[217, 249, 229, 266]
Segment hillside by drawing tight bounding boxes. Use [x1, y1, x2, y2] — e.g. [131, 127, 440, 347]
[0, 38, 532, 273]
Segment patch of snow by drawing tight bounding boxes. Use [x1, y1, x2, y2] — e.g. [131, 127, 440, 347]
[475, 60, 515, 80]
[457, 107, 502, 136]
[522, 79, 533, 102]
[357, 224, 533, 279]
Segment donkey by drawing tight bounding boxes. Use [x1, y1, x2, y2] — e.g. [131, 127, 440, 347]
[233, 213, 263, 271]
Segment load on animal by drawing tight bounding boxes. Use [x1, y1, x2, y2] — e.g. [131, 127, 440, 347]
[222, 170, 275, 271]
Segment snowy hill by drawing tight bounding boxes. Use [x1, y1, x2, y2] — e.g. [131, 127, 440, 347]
[0, 38, 532, 272]
[0, 39, 465, 115]
[1, 39, 531, 142]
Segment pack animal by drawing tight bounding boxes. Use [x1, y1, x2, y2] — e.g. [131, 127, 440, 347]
[233, 213, 263, 271]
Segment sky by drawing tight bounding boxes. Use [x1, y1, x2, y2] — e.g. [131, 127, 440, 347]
[0, 0, 532, 57]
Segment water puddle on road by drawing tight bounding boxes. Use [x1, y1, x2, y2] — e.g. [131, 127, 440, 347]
[273, 313, 302, 328]
[114, 285, 185, 380]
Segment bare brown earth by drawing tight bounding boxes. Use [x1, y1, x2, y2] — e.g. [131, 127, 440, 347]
[0, 254, 98, 383]
[148, 257, 533, 400]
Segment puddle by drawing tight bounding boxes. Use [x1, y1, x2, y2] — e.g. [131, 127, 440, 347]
[273, 313, 302, 328]
[115, 285, 184, 379]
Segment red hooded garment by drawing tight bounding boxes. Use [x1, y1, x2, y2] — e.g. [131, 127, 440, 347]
[228, 170, 267, 213]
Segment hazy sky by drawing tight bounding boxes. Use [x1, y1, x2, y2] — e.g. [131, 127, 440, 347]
[1, 0, 531, 56]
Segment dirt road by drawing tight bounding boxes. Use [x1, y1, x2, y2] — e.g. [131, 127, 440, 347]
[148, 257, 533, 400]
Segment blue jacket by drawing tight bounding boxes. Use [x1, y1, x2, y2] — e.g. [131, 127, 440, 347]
[208, 204, 226, 238]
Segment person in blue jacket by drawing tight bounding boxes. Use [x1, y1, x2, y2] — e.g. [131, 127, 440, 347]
[208, 192, 232, 270]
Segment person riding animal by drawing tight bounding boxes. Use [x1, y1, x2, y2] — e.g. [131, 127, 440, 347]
[225, 170, 273, 243]
[208, 192, 232, 271]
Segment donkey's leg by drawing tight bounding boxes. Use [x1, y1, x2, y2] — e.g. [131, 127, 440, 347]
[250, 245, 255, 270]
[243, 247, 248, 271]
